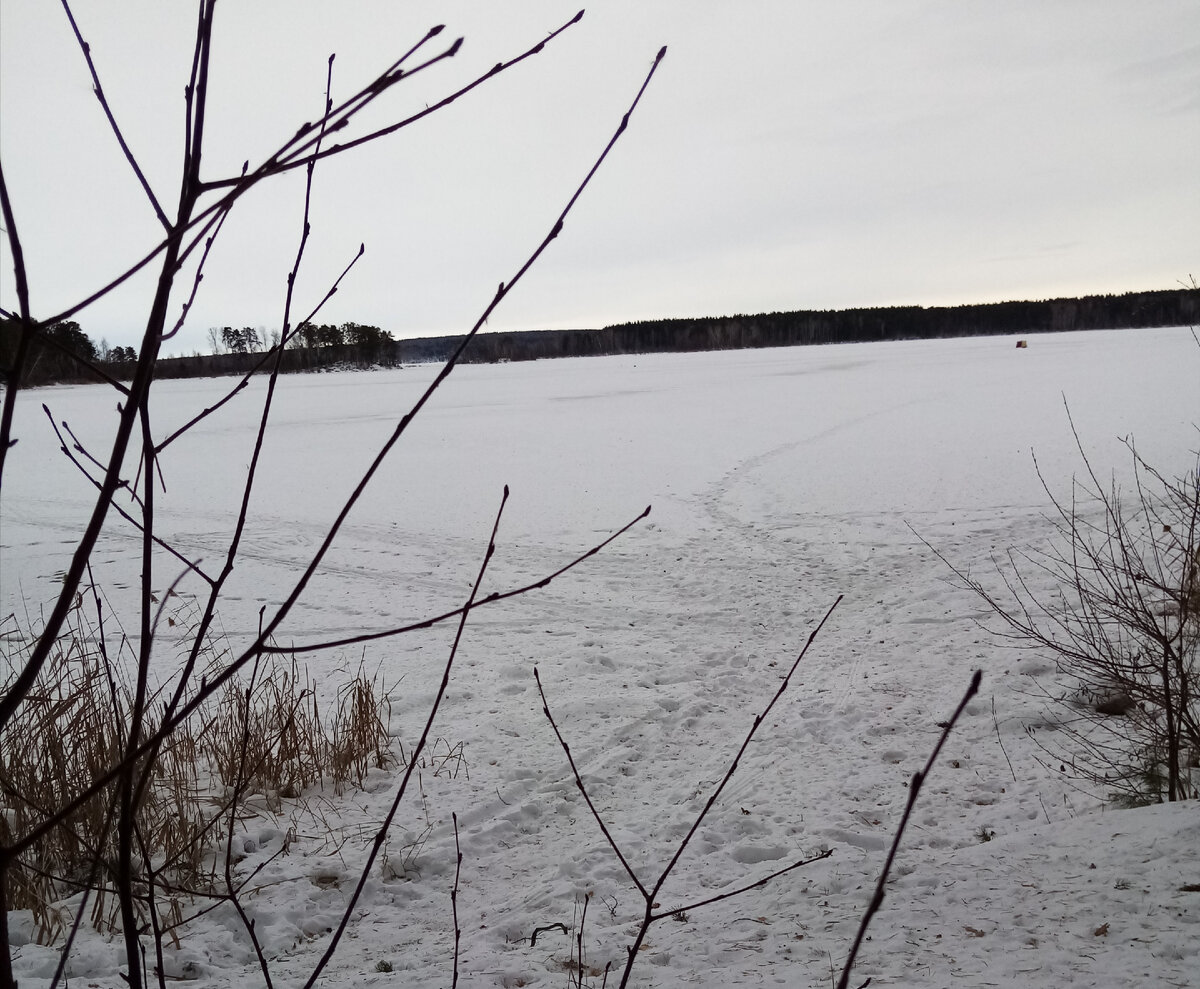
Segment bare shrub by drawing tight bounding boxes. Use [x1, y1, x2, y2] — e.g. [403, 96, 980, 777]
[933, 421, 1200, 805]
[0, 7, 666, 985]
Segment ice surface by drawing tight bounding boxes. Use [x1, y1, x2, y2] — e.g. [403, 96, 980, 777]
[3, 326, 1198, 987]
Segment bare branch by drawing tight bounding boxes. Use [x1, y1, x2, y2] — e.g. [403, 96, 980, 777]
[162, 195, 239, 342]
[837, 669, 982, 989]
[38, 12, 585, 330]
[4, 29, 664, 847]
[451, 813, 463, 989]
[650, 595, 841, 894]
[0, 158, 35, 484]
[303, 486, 509, 988]
[535, 667, 650, 898]
[38, 28, 455, 328]
[42, 406, 213, 585]
[265, 505, 650, 654]
[539, 594, 842, 989]
[58, 0, 170, 230]
[654, 847, 835, 920]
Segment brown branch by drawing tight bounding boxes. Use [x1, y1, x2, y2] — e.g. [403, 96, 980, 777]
[0, 152, 35, 492]
[40, 10, 588, 330]
[653, 847, 835, 920]
[650, 596, 841, 892]
[303, 486, 509, 988]
[535, 668, 649, 898]
[2, 30, 666, 989]
[46, 784, 123, 989]
[0, 160, 30, 322]
[451, 812, 463, 989]
[38, 27, 458, 328]
[213, 12, 587, 188]
[0, 0, 216, 734]
[202, 25, 453, 191]
[165, 37, 666, 686]
[42, 406, 213, 586]
[156, 48, 344, 749]
[161, 191, 239, 342]
[116, 392, 165, 989]
[222, 654, 276, 989]
[265, 505, 650, 653]
[537, 594, 843, 989]
[156, 243, 365, 454]
[836, 669, 981, 989]
[58, 0, 170, 230]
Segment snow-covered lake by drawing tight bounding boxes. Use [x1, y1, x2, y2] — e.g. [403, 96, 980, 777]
[4, 326, 1198, 987]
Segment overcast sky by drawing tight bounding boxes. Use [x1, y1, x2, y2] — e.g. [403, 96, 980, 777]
[2, 1, 1197, 353]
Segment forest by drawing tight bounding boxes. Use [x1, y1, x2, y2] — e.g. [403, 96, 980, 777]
[2, 287, 1196, 385]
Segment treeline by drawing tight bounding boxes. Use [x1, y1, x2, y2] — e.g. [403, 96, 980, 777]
[206, 321, 394, 359]
[0, 319, 396, 386]
[440, 287, 1199, 364]
[0, 320, 141, 387]
[3, 288, 1197, 386]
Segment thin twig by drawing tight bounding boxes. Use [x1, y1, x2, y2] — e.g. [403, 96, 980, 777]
[156, 245, 364, 455]
[58, 0, 170, 229]
[653, 848, 834, 920]
[535, 668, 649, 898]
[5, 503, 650, 863]
[303, 486, 509, 988]
[2, 27, 664, 987]
[836, 670, 982, 989]
[451, 812, 462, 989]
[206, 14, 589, 190]
[151, 38, 668, 708]
[992, 694, 1017, 782]
[576, 892, 589, 988]
[154, 47, 344, 778]
[615, 596, 842, 988]
[269, 505, 649, 654]
[47, 784, 123, 989]
[652, 596, 842, 892]
[223, 653, 275, 989]
[41, 407, 212, 585]
[40, 22, 463, 328]
[0, 155, 36, 494]
[161, 194, 238, 342]
[537, 595, 843, 989]
[0, 0, 217, 733]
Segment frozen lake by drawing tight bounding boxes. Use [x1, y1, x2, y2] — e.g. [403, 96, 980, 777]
[4, 325, 1195, 650]
[4, 325, 1199, 988]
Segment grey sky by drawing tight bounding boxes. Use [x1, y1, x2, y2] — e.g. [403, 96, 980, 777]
[1, 1, 1196, 354]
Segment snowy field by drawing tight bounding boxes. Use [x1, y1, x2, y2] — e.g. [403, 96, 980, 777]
[3, 326, 1199, 987]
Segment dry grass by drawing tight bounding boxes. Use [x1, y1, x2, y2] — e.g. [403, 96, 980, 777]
[205, 654, 393, 805]
[0, 592, 399, 942]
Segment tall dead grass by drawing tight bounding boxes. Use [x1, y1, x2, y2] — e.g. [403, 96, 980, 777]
[0, 592, 397, 942]
[205, 655, 393, 805]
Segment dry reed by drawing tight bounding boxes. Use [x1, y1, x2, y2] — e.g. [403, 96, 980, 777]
[0, 592, 399, 942]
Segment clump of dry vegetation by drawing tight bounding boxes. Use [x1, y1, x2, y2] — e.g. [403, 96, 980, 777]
[0, 591, 396, 942]
[939, 435, 1200, 806]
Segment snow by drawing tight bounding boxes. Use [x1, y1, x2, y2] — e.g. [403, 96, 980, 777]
[3, 325, 1198, 987]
